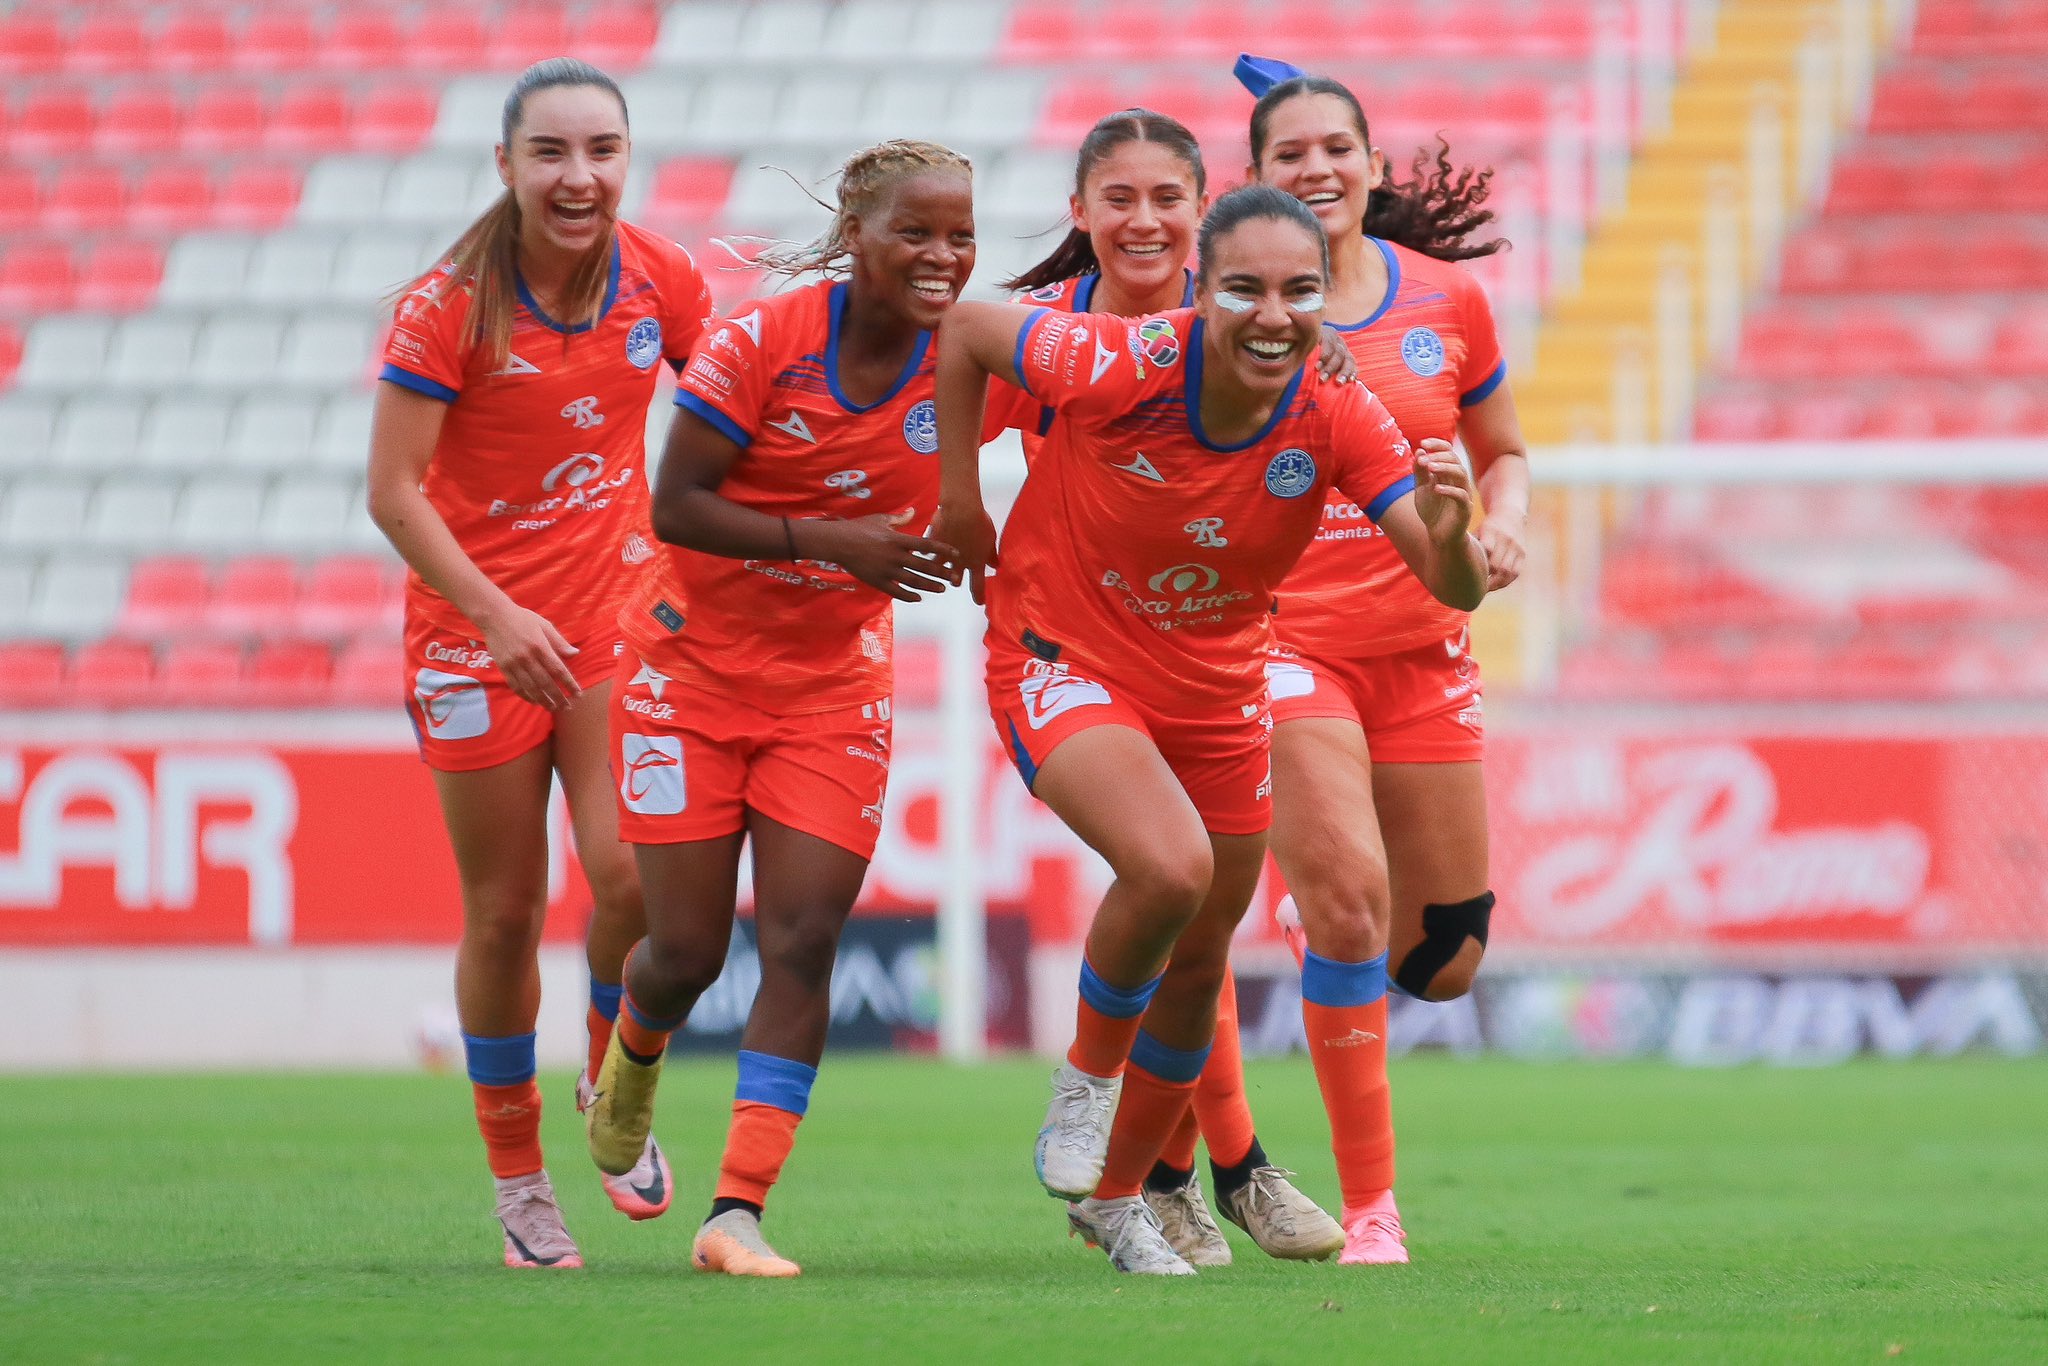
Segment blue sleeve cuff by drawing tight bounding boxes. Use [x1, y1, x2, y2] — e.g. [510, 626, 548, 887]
[1364, 474, 1416, 522]
[378, 364, 458, 403]
[1010, 307, 1053, 400]
[674, 389, 753, 448]
[1460, 360, 1506, 407]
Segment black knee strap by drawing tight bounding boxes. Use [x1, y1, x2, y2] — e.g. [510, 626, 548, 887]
[1392, 891, 1494, 999]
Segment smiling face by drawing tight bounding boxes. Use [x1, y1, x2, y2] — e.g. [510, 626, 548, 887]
[497, 83, 629, 263]
[1073, 138, 1205, 301]
[1198, 214, 1327, 398]
[846, 168, 977, 331]
[1252, 91, 1387, 240]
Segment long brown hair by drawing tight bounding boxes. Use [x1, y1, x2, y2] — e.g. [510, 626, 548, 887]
[1002, 109, 1206, 293]
[405, 58, 628, 372]
[753, 140, 974, 279]
[1249, 75, 1505, 263]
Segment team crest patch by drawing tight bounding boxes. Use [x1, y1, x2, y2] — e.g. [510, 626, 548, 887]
[625, 317, 662, 370]
[903, 399, 939, 453]
[1401, 326, 1445, 377]
[1264, 448, 1317, 498]
[1137, 317, 1180, 367]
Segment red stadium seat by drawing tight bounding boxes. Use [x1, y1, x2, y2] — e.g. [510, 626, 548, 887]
[0, 641, 65, 709]
[42, 164, 128, 234]
[68, 13, 149, 76]
[1778, 389, 1868, 440]
[0, 165, 42, 235]
[571, 4, 661, 68]
[208, 556, 299, 638]
[183, 85, 268, 156]
[297, 556, 399, 637]
[130, 162, 214, 232]
[121, 557, 211, 637]
[159, 14, 233, 74]
[646, 156, 736, 225]
[409, 7, 489, 70]
[67, 639, 156, 709]
[215, 163, 301, 230]
[245, 640, 334, 706]
[1994, 150, 2048, 210]
[1002, 1, 1085, 64]
[330, 634, 399, 707]
[1862, 383, 1961, 438]
[267, 84, 350, 155]
[10, 88, 96, 159]
[1956, 67, 2041, 129]
[1957, 381, 2048, 434]
[0, 323, 20, 387]
[0, 241, 76, 313]
[1734, 311, 1822, 380]
[353, 84, 437, 155]
[1164, 1, 1255, 61]
[1868, 65, 1955, 133]
[1086, 2, 1175, 62]
[1992, 307, 2048, 376]
[323, 11, 403, 71]
[1777, 226, 1858, 293]
[74, 239, 163, 313]
[235, 11, 319, 74]
[490, 4, 571, 70]
[158, 640, 245, 708]
[1518, 3, 1596, 58]
[1822, 151, 1901, 215]
[0, 15, 62, 79]
[95, 85, 184, 157]
[1692, 385, 1780, 441]
[1041, 77, 1128, 146]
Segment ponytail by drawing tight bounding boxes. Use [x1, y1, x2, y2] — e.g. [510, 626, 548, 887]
[1000, 108, 1206, 293]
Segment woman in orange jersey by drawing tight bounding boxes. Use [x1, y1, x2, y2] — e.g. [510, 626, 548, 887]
[583, 141, 974, 1278]
[989, 108, 1347, 1267]
[1238, 57, 1532, 1264]
[935, 184, 1487, 1275]
[367, 59, 715, 1268]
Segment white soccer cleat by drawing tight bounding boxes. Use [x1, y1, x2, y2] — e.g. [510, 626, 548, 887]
[693, 1209, 801, 1278]
[1143, 1178, 1233, 1267]
[1034, 1063, 1122, 1199]
[1219, 1166, 1346, 1261]
[1067, 1196, 1198, 1276]
[494, 1170, 583, 1269]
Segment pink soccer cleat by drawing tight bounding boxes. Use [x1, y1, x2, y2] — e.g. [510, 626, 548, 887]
[1339, 1189, 1409, 1265]
[494, 1170, 584, 1269]
[1274, 894, 1308, 971]
[577, 1071, 673, 1220]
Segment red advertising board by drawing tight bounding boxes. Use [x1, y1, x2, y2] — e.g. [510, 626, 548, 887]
[4, 727, 2046, 956]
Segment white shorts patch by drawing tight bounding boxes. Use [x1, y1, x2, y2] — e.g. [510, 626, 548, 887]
[619, 733, 686, 814]
[1263, 659, 1317, 702]
[1018, 672, 1113, 731]
[414, 668, 490, 740]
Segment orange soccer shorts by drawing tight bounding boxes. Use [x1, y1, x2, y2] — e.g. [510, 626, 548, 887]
[404, 616, 622, 772]
[987, 643, 1273, 837]
[1265, 630, 1485, 763]
[607, 647, 893, 860]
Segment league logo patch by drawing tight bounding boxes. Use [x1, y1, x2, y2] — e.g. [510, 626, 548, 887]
[413, 668, 489, 740]
[1401, 326, 1445, 377]
[902, 399, 939, 453]
[1026, 282, 1067, 303]
[1137, 317, 1180, 367]
[619, 733, 685, 815]
[1264, 448, 1317, 499]
[625, 316, 662, 370]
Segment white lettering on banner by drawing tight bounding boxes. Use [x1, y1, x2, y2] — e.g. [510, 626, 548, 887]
[1666, 974, 2042, 1066]
[0, 751, 299, 946]
[1517, 744, 1932, 937]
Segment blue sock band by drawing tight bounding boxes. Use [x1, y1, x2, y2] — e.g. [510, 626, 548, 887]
[623, 991, 687, 1033]
[1128, 1029, 1212, 1084]
[1077, 959, 1163, 1020]
[589, 977, 623, 1023]
[734, 1050, 819, 1117]
[462, 1031, 537, 1087]
[1301, 950, 1389, 1008]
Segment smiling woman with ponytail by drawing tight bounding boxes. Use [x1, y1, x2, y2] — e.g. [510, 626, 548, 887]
[364, 56, 721, 1269]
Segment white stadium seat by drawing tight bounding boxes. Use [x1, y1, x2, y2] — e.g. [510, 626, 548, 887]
[298, 158, 397, 228]
[261, 476, 355, 550]
[0, 479, 91, 551]
[385, 156, 481, 229]
[247, 234, 341, 306]
[772, 75, 873, 148]
[739, 0, 833, 62]
[0, 401, 58, 473]
[16, 318, 113, 391]
[824, 0, 919, 62]
[618, 76, 696, 154]
[158, 234, 256, 307]
[87, 479, 179, 550]
[653, 1, 750, 66]
[51, 399, 146, 472]
[335, 230, 437, 307]
[106, 317, 200, 391]
[138, 398, 233, 471]
[859, 74, 962, 146]
[0, 561, 36, 636]
[950, 72, 1044, 146]
[906, 0, 1007, 61]
[313, 397, 374, 472]
[280, 318, 374, 388]
[430, 76, 504, 150]
[686, 74, 786, 153]
[227, 399, 320, 471]
[171, 477, 268, 551]
[190, 318, 287, 391]
[27, 556, 124, 639]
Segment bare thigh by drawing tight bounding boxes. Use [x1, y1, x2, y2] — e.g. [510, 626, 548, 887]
[1268, 717, 1392, 962]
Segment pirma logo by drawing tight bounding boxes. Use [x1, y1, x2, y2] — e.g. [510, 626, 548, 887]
[413, 668, 489, 740]
[902, 400, 939, 453]
[1401, 326, 1445, 377]
[619, 734, 685, 814]
[625, 316, 662, 370]
[1264, 448, 1317, 498]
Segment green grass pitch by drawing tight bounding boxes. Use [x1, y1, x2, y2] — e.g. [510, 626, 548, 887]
[4, 1057, 2047, 1364]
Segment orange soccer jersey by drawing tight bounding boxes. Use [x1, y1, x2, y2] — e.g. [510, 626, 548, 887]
[379, 221, 716, 646]
[989, 306, 1416, 713]
[1274, 239, 1506, 660]
[621, 279, 944, 712]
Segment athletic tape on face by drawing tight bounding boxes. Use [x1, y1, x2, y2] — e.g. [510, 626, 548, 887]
[1391, 890, 1494, 999]
[1210, 290, 1327, 315]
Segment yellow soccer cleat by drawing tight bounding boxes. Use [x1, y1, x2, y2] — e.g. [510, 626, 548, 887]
[585, 1028, 663, 1177]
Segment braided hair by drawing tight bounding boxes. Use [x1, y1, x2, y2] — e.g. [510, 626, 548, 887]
[754, 139, 974, 279]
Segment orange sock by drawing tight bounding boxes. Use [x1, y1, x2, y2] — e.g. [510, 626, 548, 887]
[617, 986, 682, 1061]
[585, 1005, 613, 1085]
[473, 1080, 543, 1179]
[1160, 1104, 1201, 1172]
[1190, 966, 1256, 1168]
[1066, 957, 1162, 1078]
[716, 1101, 804, 1206]
[1302, 949, 1394, 1208]
[1093, 1030, 1210, 1201]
